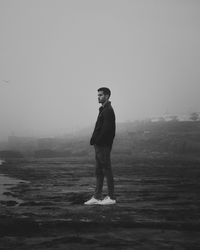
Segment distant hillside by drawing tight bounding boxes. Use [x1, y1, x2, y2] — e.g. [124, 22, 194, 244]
[113, 120, 200, 156]
[2, 121, 200, 159]
[73, 120, 200, 158]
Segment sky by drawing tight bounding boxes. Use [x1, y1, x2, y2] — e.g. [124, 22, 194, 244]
[0, 0, 200, 139]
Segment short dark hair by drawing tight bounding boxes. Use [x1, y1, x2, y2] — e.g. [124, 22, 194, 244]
[98, 87, 111, 97]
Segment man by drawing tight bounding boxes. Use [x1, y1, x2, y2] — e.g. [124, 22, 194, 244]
[84, 87, 116, 205]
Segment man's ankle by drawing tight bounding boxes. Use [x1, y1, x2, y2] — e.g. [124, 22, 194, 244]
[109, 196, 115, 200]
[94, 196, 102, 200]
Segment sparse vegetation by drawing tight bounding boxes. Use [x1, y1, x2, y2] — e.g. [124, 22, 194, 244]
[190, 112, 199, 121]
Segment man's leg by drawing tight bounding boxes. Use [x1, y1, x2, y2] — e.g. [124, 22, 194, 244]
[94, 145, 104, 199]
[103, 146, 115, 199]
[84, 145, 103, 205]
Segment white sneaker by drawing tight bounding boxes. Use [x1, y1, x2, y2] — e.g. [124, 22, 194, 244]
[84, 197, 101, 205]
[99, 196, 116, 205]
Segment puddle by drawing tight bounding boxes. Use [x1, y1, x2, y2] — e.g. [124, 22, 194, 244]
[0, 174, 27, 203]
[0, 159, 5, 165]
[0, 159, 28, 204]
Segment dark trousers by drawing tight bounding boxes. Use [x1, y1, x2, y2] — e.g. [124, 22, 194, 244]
[93, 145, 115, 199]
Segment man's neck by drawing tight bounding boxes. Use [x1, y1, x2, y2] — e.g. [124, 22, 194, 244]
[102, 100, 109, 107]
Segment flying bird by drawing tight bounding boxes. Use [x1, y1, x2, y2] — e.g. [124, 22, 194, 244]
[1, 80, 10, 84]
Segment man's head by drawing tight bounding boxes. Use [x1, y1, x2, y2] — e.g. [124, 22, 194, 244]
[97, 87, 111, 104]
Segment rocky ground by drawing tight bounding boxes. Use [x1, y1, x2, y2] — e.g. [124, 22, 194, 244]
[0, 156, 200, 249]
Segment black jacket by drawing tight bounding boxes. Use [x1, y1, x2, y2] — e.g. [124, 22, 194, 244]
[90, 101, 116, 146]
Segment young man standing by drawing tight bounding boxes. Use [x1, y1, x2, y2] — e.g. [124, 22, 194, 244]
[84, 87, 116, 205]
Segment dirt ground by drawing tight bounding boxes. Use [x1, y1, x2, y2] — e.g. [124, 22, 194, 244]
[0, 156, 200, 250]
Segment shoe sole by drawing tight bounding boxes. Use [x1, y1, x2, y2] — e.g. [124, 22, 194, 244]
[84, 202, 101, 205]
[99, 202, 116, 205]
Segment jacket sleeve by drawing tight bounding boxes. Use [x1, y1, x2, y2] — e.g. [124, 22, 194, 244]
[90, 132, 95, 145]
[95, 109, 115, 145]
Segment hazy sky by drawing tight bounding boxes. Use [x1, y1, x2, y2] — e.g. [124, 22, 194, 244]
[0, 0, 200, 139]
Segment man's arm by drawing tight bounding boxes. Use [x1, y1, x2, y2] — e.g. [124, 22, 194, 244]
[95, 109, 115, 145]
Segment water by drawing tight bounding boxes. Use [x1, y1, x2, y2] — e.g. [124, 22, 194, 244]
[0, 159, 27, 202]
[0, 159, 5, 165]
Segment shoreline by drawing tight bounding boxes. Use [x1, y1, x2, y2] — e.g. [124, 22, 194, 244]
[0, 160, 29, 205]
[0, 173, 28, 203]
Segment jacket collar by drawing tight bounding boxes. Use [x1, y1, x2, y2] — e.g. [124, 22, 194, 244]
[99, 101, 111, 112]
